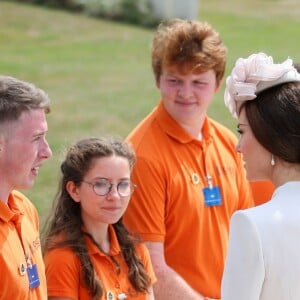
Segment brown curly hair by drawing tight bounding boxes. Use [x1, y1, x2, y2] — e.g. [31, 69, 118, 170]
[42, 137, 151, 299]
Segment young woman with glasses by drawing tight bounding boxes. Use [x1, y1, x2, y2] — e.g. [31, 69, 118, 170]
[42, 137, 156, 300]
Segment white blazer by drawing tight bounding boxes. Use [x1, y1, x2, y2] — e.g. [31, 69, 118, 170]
[221, 181, 300, 300]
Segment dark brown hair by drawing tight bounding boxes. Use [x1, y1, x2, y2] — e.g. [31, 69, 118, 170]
[241, 82, 300, 163]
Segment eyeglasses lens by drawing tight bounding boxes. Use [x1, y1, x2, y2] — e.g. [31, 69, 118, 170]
[93, 180, 134, 197]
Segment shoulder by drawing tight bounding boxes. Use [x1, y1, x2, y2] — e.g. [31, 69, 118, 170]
[128, 107, 158, 145]
[208, 117, 237, 143]
[230, 203, 273, 234]
[133, 242, 156, 279]
[134, 243, 152, 262]
[205, 118, 242, 163]
[11, 190, 39, 222]
[11, 190, 36, 210]
[44, 245, 80, 269]
[44, 244, 82, 299]
[127, 105, 176, 157]
[228, 209, 264, 252]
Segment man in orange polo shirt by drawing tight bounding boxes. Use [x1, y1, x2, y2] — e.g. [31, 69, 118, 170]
[0, 76, 52, 299]
[123, 19, 274, 300]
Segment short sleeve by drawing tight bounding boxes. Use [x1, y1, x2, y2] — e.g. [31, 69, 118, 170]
[44, 247, 81, 299]
[135, 243, 157, 284]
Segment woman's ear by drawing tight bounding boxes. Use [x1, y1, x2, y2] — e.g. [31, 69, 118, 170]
[66, 181, 81, 203]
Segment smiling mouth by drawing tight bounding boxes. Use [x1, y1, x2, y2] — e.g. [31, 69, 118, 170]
[31, 166, 41, 175]
[177, 100, 196, 105]
[103, 207, 120, 211]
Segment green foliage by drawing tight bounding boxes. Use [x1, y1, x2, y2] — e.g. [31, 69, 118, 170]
[82, 0, 160, 27]
[13, 0, 160, 27]
[117, 0, 159, 27]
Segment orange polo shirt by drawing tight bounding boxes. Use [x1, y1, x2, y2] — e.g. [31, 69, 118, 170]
[44, 225, 156, 300]
[250, 180, 274, 206]
[123, 101, 260, 298]
[0, 191, 47, 300]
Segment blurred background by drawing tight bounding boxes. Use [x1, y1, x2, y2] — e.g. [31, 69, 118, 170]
[0, 0, 299, 220]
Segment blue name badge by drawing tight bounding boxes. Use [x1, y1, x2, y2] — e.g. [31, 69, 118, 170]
[27, 264, 40, 289]
[203, 186, 222, 206]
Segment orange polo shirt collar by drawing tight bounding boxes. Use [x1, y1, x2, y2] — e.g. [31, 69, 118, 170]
[83, 224, 121, 256]
[0, 193, 24, 223]
[156, 100, 213, 144]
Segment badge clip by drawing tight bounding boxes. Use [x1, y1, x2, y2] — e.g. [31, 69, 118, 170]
[203, 175, 222, 206]
[19, 262, 26, 276]
[191, 173, 200, 185]
[106, 291, 114, 300]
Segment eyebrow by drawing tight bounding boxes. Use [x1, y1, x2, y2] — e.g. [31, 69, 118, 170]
[32, 131, 47, 139]
[237, 123, 248, 128]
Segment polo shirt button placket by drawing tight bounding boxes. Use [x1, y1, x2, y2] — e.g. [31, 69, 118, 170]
[114, 281, 127, 299]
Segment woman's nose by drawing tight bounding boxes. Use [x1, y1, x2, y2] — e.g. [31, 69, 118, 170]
[235, 141, 241, 153]
[106, 184, 120, 199]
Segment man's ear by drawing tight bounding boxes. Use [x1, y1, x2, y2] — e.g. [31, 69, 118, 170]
[215, 77, 224, 93]
[66, 181, 81, 203]
[0, 134, 5, 155]
[156, 78, 160, 89]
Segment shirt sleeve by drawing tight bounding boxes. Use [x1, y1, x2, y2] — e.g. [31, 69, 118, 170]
[44, 247, 81, 300]
[123, 156, 166, 242]
[136, 243, 157, 284]
[221, 211, 264, 300]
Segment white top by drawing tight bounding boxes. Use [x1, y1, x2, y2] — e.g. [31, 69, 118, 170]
[221, 181, 300, 300]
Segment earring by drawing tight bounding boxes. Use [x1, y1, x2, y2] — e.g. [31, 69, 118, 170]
[271, 154, 275, 166]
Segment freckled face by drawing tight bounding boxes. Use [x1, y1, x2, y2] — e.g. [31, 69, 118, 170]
[236, 108, 272, 181]
[158, 69, 219, 127]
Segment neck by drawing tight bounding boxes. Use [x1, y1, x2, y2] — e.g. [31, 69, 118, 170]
[180, 119, 205, 140]
[271, 162, 300, 188]
[84, 221, 110, 253]
[0, 182, 12, 204]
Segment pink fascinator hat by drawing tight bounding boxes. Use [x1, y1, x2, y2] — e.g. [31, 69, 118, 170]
[224, 52, 300, 118]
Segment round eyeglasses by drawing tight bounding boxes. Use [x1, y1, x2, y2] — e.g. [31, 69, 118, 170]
[82, 178, 136, 197]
